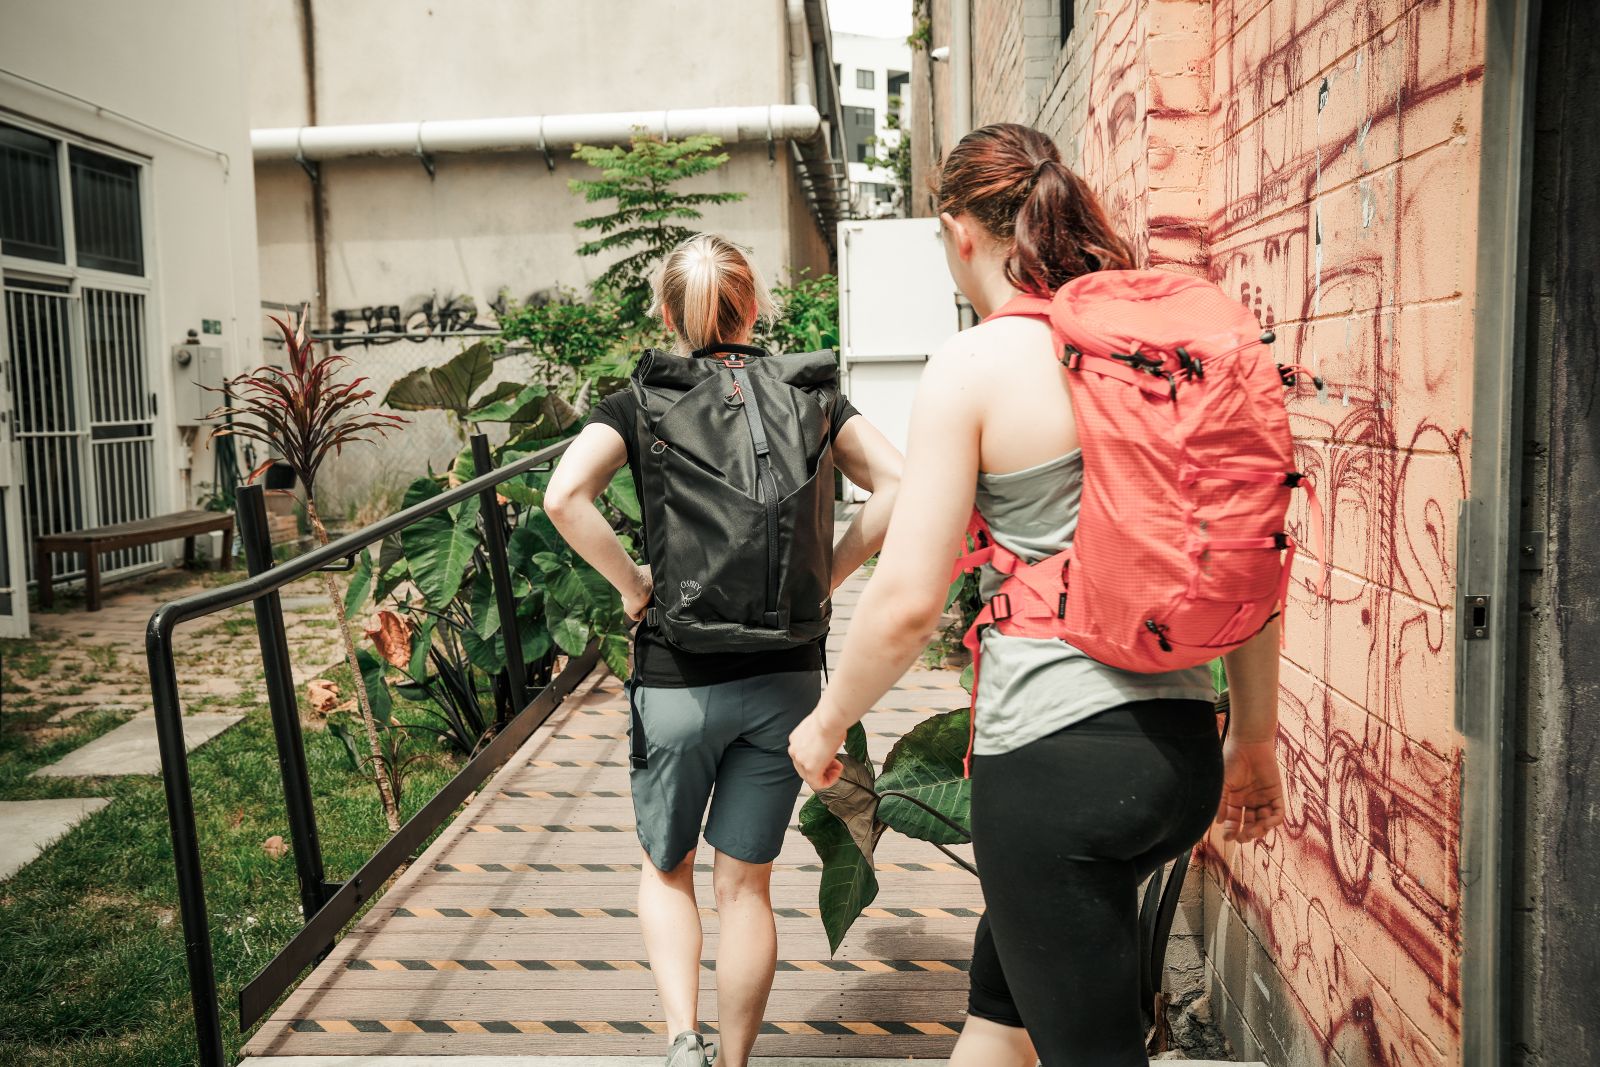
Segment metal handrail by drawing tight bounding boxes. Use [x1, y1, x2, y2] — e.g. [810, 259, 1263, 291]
[145, 433, 584, 1067]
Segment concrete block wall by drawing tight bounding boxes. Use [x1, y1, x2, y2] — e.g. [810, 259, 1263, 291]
[966, 0, 1487, 1063]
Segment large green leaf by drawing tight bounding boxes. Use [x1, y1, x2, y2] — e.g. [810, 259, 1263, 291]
[875, 710, 972, 846]
[355, 647, 393, 722]
[344, 549, 375, 615]
[815, 754, 882, 862]
[600, 633, 631, 679]
[399, 479, 480, 607]
[799, 791, 880, 954]
[469, 381, 549, 424]
[469, 568, 500, 640]
[844, 722, 871, 772]
[383, 342, 494, 416]
[605, 468, 642, 523]
[547, 611, 592, 657]
[460, 623, 504, 675]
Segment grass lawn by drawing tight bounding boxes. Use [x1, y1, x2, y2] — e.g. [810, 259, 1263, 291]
[0, 588, 472, 1066]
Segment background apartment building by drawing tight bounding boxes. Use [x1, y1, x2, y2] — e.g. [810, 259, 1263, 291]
[834, 29, 913, 217]
[907, 1, 1598, 1064]
[246, 0, 850, 511]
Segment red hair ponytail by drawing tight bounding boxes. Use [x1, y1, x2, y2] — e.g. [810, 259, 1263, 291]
[936, 123, 1133, 295]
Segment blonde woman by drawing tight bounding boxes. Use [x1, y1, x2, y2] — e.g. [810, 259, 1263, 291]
[546, 234, 902, 1067]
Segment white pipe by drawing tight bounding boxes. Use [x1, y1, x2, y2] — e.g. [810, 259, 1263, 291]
[787, 0, 815, 109]
[950, 0, 972, 142]
[251, 105, 822, 161]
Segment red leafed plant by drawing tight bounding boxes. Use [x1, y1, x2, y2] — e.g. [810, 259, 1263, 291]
[209, 310, 409, 830]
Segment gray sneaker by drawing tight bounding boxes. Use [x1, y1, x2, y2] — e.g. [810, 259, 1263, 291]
[666, 1030, 716, 1067]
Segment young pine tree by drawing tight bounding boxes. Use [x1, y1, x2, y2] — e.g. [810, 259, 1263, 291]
[569, 132, 746, 319]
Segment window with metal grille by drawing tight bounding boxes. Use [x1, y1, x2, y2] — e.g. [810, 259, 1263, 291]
[857, 68, 875, 90]
[70, 147, 143, 275]
[0, 124, 66, 264]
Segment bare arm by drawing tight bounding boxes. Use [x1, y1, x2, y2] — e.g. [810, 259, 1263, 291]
[1215, 618, 1285, 842]
[828, 415, 904, 590]
[790, 341, 983, 787]
[543, 423, 652, 620]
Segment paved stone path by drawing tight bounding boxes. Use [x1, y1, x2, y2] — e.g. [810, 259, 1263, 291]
[31, 712, 245, 778]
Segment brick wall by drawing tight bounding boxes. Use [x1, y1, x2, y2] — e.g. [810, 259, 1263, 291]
[965, 1, 1487, 1063]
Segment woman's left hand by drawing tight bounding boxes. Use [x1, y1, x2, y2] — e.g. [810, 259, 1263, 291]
[789, 706, 848, 791]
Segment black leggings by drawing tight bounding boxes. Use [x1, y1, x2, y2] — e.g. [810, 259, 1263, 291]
[967, 698, 1222, 1067]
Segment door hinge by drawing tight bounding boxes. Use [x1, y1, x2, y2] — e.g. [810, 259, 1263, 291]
[1463, 594, 1492, 640]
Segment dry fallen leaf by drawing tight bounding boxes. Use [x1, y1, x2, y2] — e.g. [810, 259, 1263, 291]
[306, 679, 341, 715]
[262, 835, 289, 860]
[365, 610, 415, 670]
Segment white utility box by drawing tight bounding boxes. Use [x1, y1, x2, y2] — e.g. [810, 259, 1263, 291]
[837, 217, 962, 501]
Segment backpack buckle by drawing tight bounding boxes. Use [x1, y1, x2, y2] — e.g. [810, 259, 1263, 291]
[722, 357, 747, 369]
[1060, 345, 1083, 371]
[1283, 471, 1304, 488]
[1273, 532, 1290, 550]
[990, 593, 1012, 621]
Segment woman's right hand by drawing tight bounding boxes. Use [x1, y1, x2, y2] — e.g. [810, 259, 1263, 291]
[622, 564, 653, 622]
[1215, 736, 1285, 843]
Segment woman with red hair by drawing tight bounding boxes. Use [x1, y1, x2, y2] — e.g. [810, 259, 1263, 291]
[789, 124, 1285, 1066]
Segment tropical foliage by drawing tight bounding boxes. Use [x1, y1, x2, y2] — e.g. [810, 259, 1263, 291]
[383, 341, 578, 444]
[753, 270, 841, 354]
[208, 310, 408, 831]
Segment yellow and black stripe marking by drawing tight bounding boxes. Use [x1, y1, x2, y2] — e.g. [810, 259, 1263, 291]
[290, 1018, 965, 1036]
[434, 861, 967, 875]
[393, 906, 980, 920]
[501, 789, 626, 799]
[466, 824, 634, 833]
[348, 958, 970, 973]
[527, 759, 628, 768]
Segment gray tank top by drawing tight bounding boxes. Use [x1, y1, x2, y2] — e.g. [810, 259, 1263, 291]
[971, 450, 1215, 755]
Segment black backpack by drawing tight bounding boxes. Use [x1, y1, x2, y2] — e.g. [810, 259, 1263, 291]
[630, 342, 837, 653]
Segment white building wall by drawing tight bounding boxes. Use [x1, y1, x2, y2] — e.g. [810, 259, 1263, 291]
[248, 0, 838, 514]
[0, 0, 261, 558]
[832, 31, 913, 217]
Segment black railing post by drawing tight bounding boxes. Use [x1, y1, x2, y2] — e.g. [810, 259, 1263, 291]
[147, 620, 226, 1067]
[237, 484, 331, 925]
[471, 433, 528, 711]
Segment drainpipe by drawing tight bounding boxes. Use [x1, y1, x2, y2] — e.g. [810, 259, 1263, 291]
[950, 0, 972, 142]
[295, 0, 329, 332]
[787, 0, 814, 110]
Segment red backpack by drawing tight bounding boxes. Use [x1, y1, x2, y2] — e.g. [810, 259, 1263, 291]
[952, 269, 1326, 761]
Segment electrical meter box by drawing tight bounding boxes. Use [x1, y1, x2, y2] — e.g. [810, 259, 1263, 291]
[172, 344, 224, 426]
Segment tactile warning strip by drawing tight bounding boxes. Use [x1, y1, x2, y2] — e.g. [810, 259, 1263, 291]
[433, 860, 968, 874]
[346, 958, 971, 973]
[289, 1018, 966, 1036]
[392, 906, 980, 920]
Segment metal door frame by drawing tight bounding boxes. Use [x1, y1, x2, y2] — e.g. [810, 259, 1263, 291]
[1, 112, 164, 591]
[0, 243, 28, 637]
[1457, 1, 1541, 1062]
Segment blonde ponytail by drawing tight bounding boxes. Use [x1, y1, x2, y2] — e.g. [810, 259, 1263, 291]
[651, 234, 776, 355]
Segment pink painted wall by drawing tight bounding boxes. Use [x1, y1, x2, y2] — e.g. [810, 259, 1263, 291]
[973, 1, 1487, 1063]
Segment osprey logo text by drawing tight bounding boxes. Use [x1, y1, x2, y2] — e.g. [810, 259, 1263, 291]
[679, 580, 703, 608]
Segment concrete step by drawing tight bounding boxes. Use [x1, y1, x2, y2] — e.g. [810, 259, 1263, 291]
[31, 712, 242, 778]
[0, 797, 110, 880]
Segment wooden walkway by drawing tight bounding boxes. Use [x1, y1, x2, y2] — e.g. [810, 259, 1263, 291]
[244, 577, 982, 1060]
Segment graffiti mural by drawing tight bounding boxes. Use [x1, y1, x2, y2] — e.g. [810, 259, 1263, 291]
[1200, 1, 1482, 1064]
[1034, 0, 1485, 1063]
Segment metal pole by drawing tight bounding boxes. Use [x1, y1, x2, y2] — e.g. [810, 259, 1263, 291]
[146, 621, 227, 1067]
[471, 433, 528, 711]
[237, 484, 331, 924]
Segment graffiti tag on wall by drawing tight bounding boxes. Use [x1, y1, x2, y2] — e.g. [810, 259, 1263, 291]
[325, 289, 555, 349]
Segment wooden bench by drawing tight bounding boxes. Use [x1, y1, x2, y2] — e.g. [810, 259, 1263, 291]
[36, 510, 234, 612]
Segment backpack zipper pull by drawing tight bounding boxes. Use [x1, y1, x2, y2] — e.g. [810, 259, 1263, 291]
[1145, 619, 1174, 652]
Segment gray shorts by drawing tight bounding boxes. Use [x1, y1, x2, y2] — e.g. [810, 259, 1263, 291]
[627, 670, 821, 872]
